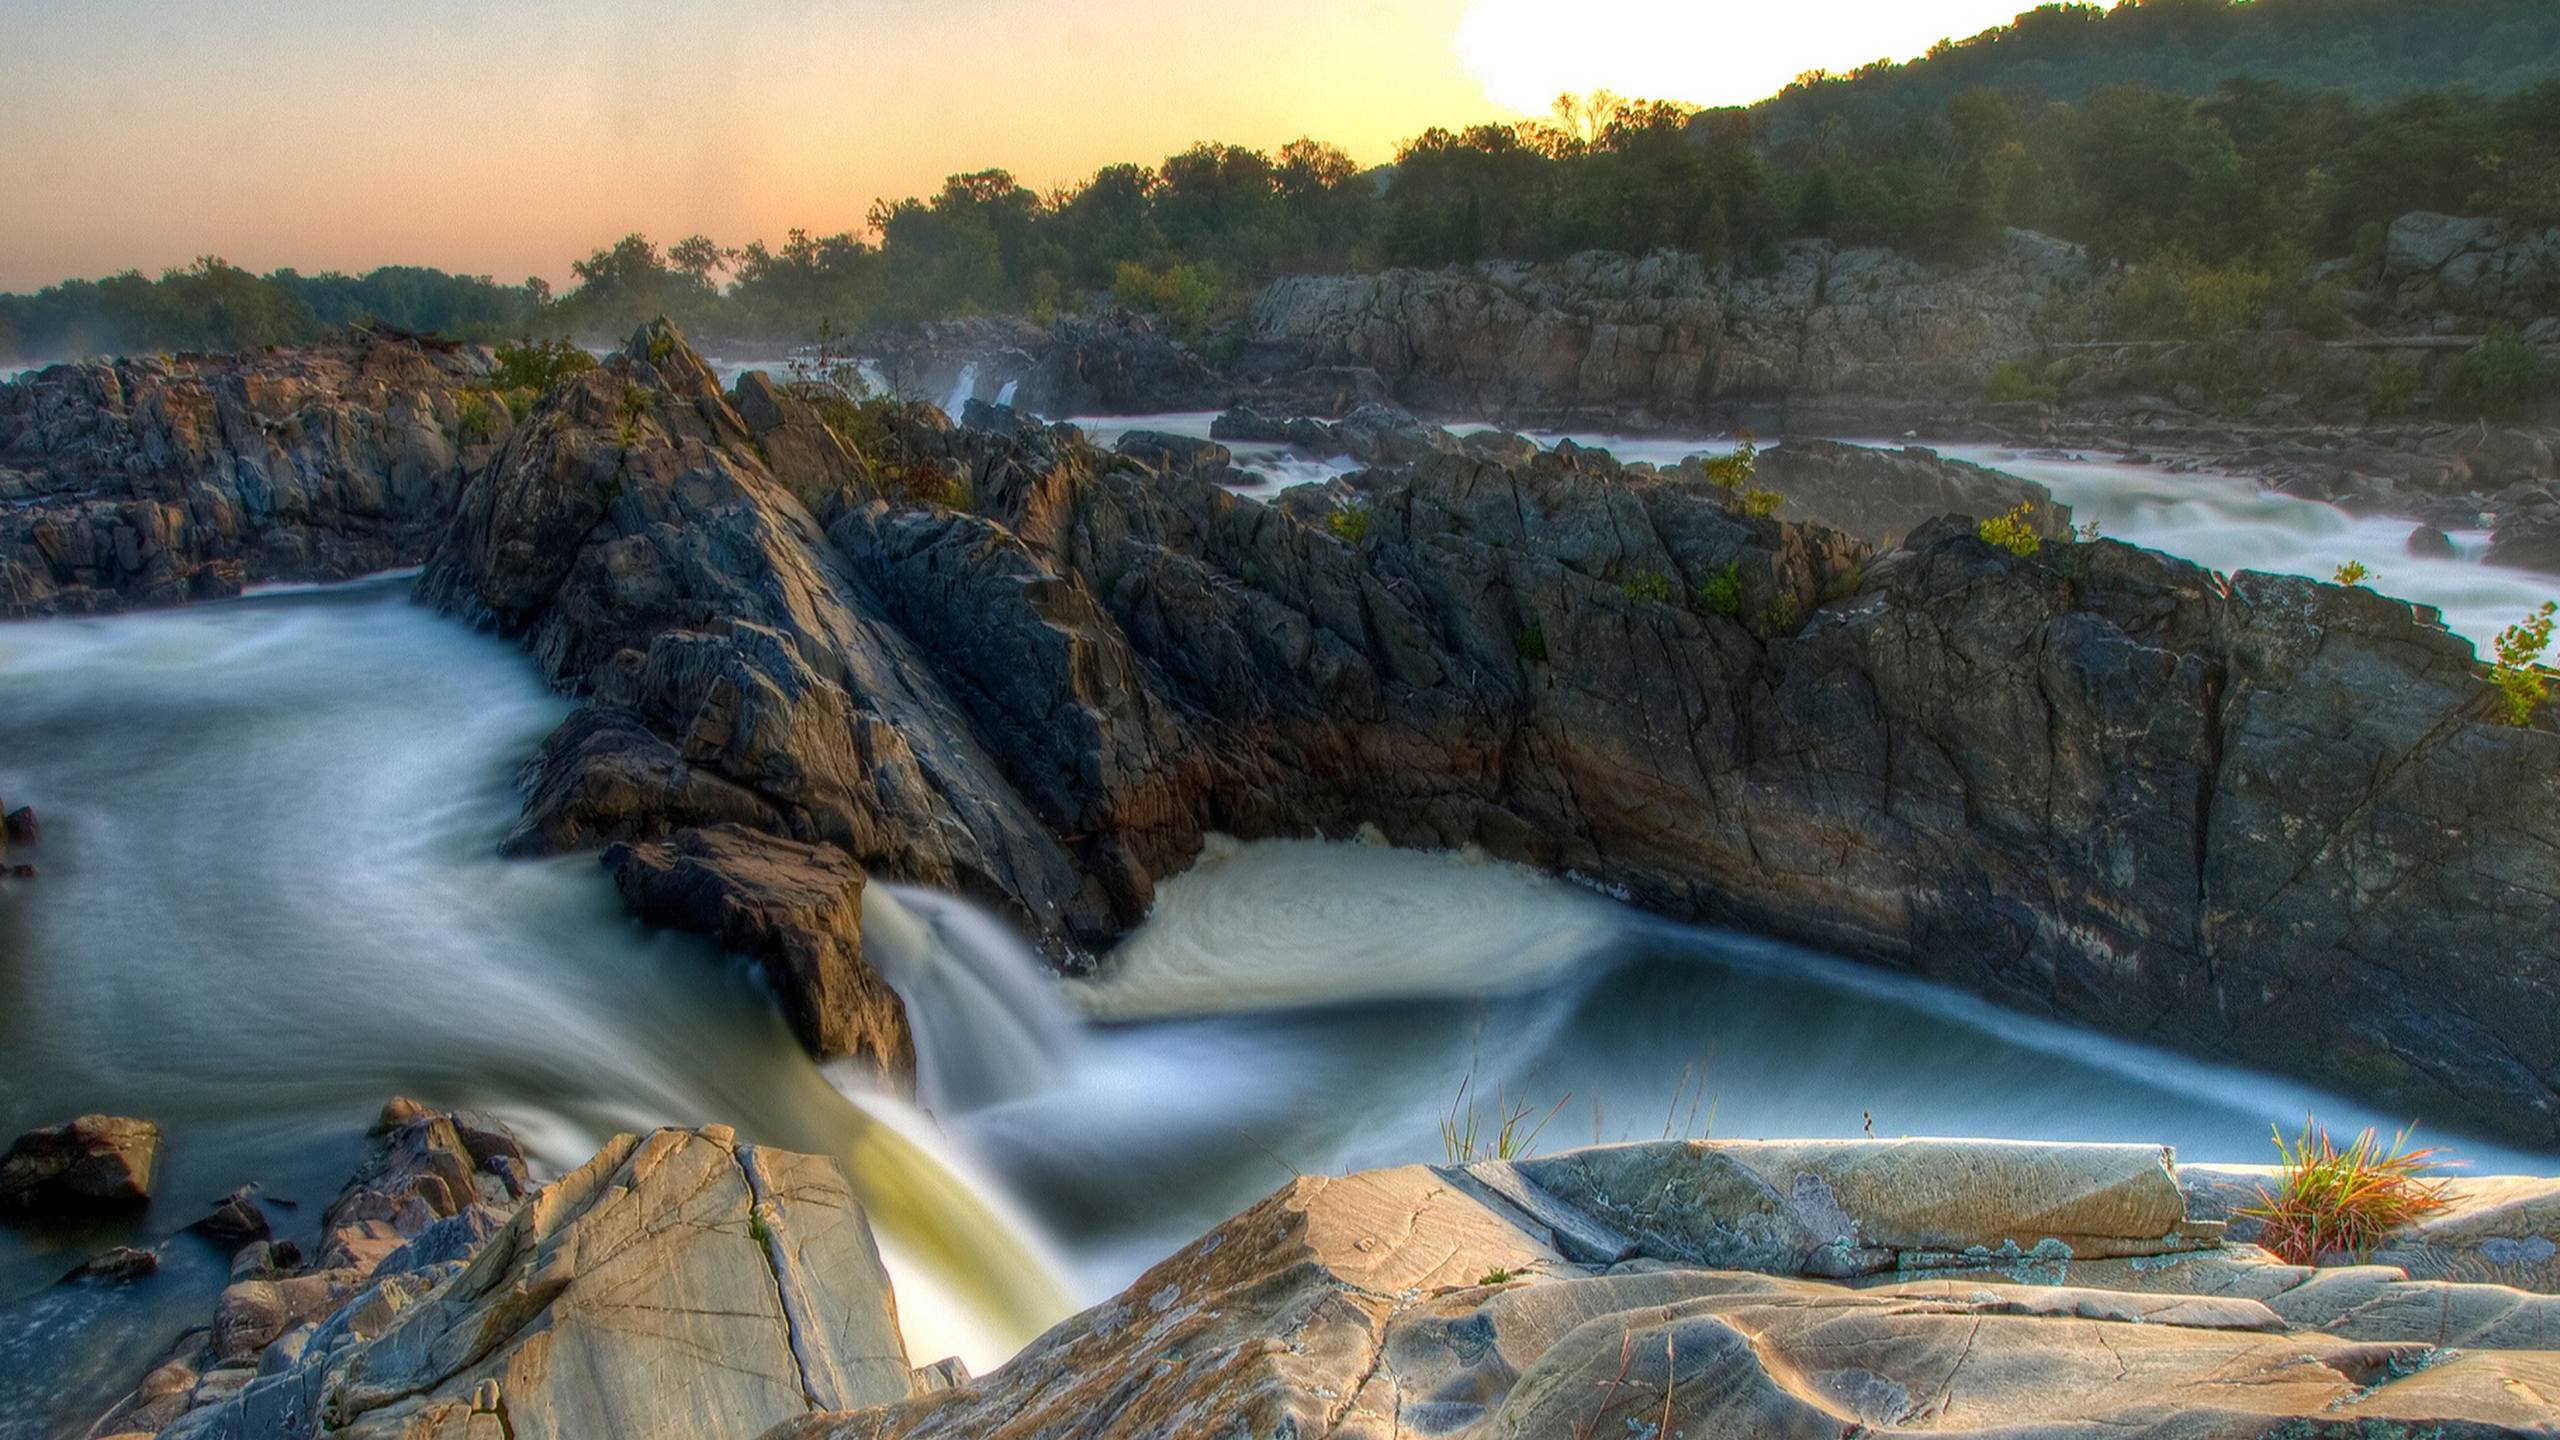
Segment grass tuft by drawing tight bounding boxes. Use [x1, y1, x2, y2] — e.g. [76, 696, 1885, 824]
[2238, 1116, 2454, 1267]
[1440, 1064, 1568, 1165]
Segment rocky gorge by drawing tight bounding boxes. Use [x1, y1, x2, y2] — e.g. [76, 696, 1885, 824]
[9, 316, 2560, 1436]
[400, 321, 2557, 1149]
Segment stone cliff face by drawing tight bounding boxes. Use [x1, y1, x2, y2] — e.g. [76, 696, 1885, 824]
[1239, 231, 2084, 430]
[0, 332, 495, 615]
[424, 323, 2560, 1145]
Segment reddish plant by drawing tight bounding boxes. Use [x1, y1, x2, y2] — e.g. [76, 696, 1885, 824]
[2239, 1117, 2455, 1267]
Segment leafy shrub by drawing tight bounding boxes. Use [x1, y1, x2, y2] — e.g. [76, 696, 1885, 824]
[1327, 505, 1373, 543]
[454, 389, 502, 443]
[1758, 594, 1802, 636]
[1978, 503, 2042, 557]
[1700, 438, 1757, 491]
[2333, 560, 2370, 587]
[1695, 562, 1743, 617]
[489, 337, 596, 394]
[1981, 359, 2058, 404]
[1111, 261, 1222, 342]
[1742, 487, 1784, 519]
[2491, 601, 2557, 726]
[1620, 569, 1673, 604]
[1821, 562, 1865, 602]
[1514, 622, 1547, 663]
[2442, 328, 2549, 421]
[2364, 354, 2423, 420]
[2238, 1117, 2452, 1267]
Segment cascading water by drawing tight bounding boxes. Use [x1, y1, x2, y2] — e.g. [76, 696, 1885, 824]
[860, 885, 1078, 1115]
[941, 361, 979, 419]
[0, 582, 1067, 1438]
[994, 378, 1020, 409]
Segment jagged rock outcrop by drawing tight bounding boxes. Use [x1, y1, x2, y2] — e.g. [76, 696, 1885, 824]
[1238, 232, 2085, 430]
[0, 331, 496, 615]
[1730, 437, 2070, 544]
[2375, 211, 2560, 339]
[91, 1099, 532, 1437]
[0, 1114, 162, 1212]
[870, 312, 1223, 418]
[424, 324, 2560, 1146]
[98, 1118, 917, 1440]
[775, 1138, 2560, 1440]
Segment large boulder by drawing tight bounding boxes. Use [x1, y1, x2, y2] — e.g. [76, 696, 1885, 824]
[605, 823, 913, 1072]
[1745, 437, 2071, 544]
[0, 1114, 162, 1212]
[135, 1126, 913, 1440]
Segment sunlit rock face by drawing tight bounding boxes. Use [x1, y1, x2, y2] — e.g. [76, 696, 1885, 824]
[776, 1138, 2560, 1440]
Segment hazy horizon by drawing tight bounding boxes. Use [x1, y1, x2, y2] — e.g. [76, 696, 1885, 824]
[1, 0, 2042, 292]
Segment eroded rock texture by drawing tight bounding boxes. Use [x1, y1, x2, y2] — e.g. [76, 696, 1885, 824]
[0, 331, 495, 615]
[121, 1123, 912, 1440]
[774, 1139, 2560, 1440]
[423, 323, 2560, 1147]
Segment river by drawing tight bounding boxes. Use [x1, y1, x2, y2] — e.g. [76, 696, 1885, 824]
[2, 438, 2555, 1435]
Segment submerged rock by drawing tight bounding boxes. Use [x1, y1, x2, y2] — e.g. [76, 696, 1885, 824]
[0, 1114, 162, 1213]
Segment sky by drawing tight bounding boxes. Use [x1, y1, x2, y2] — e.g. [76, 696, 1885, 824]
[0, 0, 2045, 292]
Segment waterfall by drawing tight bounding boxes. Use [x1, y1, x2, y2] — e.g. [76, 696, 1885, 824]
[994, 379, 1020, 409]
[940, 362, 979, 419]
[861, 884, 1080, 1115]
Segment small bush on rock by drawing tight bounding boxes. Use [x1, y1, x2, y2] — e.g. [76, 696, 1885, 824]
[1700, 437, 1757, 491]
[1695, 562, 1743, 618]
[2491, 601, 2558, 727]
[1981, 359, 2059, 405]
[489, 337, 597, 395]
[1327, 505, 1373, 543]
[2333, 560, 2369, 588]
[1978, 503, 2042, 557]
[2239, 1117, 2452, 1267]
[1620, 570, 1673, 604]
[2443, 328, 2549, 421]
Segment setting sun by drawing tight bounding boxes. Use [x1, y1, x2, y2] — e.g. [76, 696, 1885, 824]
[1457, 0, 2055, 111]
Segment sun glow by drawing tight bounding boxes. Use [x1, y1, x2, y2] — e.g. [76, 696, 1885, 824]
[1456, 0, 2047, 113]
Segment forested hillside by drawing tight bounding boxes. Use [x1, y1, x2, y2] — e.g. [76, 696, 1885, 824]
[3, 0, 2554, 365]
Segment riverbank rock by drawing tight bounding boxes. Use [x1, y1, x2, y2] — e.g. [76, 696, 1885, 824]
[1745, 437, 2071, 544]
[1239, 233, 2080, 431]
[132, 1126, 914, 1440]
[605, 824, 914, 1073]
[0, 1114, 162, 1212]
[776, 1138, 2560, 1440]
[0, 329, 494, 616]
[424, 323, 2560, 1146]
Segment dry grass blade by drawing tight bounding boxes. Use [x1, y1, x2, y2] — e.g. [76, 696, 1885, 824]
[2238, 1115, 2456, 1267]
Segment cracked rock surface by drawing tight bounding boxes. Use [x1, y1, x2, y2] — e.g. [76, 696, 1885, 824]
[771, 1139, 2560, 1440]
[121, 1124, 912, 1440]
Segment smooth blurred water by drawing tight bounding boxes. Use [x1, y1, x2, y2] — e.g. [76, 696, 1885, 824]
[0, 583, 1065, 1438]
[4, 570, 2554, 1436]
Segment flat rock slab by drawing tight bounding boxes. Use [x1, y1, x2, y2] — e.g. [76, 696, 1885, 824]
[777, 1150, 2560, 1440]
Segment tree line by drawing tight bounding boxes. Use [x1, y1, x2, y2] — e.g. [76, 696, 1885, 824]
[4, 0, 2556, 365]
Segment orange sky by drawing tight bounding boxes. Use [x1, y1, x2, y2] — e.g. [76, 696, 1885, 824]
[0, 0, 2041, 292]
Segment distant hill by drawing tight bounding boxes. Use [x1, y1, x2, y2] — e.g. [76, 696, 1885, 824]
[1758, 0, 2560, 136]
